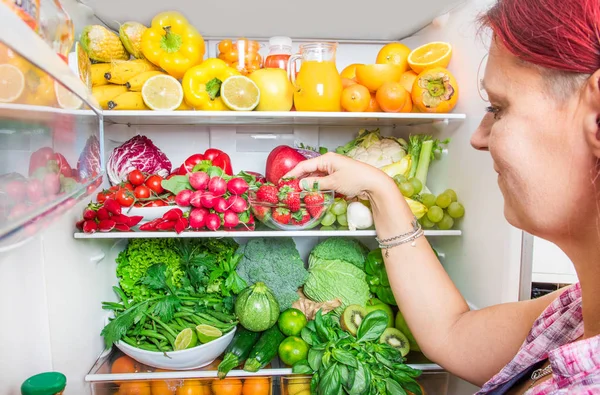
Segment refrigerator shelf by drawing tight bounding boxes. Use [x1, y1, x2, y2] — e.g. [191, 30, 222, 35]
[74, 229, 461, 239]
[102, 110, 466, 127]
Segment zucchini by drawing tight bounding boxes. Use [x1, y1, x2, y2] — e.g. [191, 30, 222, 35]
[244, 324, 286, 372]
[217, 326, 261, 379]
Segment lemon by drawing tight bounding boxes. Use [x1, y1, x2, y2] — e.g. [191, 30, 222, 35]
[220, 75, 260, 111]
[195, 324, 222, 344]
[0, 64, 25, 103]
[54, 81, 83, 110]
[174, 328, 198, 350]
[407, 42, 452, 74]
[141, 74, 183, 111]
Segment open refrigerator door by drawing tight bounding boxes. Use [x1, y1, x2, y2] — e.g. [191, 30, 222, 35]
[0, 0, 528, 394]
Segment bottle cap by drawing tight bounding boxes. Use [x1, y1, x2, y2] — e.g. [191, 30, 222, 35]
[21, 372, 67, 395]
[268, 36, 292, 49]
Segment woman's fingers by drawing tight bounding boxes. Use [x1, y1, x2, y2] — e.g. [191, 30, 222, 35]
[299, 175, 336, 191]
[284, 152, 340, 179]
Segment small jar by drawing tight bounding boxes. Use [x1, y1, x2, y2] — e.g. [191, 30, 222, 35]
[264, 36, 293, 71]
[21, 372, 67, 395]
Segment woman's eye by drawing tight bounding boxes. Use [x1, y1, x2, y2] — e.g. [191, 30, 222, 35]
[486, 106, 501, 120]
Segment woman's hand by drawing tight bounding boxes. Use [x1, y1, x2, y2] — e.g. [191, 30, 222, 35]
[284, 152, 393, 199]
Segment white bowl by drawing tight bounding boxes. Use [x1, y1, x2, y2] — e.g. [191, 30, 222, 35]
[125, 205, 190, 223]
[115, 326, 236, 370]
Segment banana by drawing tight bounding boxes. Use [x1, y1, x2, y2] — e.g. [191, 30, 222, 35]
[104, 59, 159, 85]
[107, 91, 149, 110]
[92, 85, 128, 109]
[91, 63, 111, 87]
[126, 70, 165, 91]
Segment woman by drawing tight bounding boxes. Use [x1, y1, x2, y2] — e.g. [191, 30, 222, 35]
[286, 0, 600, 393]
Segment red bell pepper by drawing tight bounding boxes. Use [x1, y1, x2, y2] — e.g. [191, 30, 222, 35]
[203, 148, 233, 175]
[177, 153, 205, 175]
[29, 147, 72, 178]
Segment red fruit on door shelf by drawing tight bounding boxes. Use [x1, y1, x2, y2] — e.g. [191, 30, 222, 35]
[278, 186, 301, 212]
[272, 208, 291, 224]
[227, 195, 248, 213]
[227, 177, 249, 195]
[208, 177, 227, 197]
[265, 145, 306, 184]
[223, 210, 240, 228]
[214, 197, 228, 213]
[190, 191, 203, 208]
[205, 213, 221, 231]
[189, 171, 210, 191]
[256, 184, 279, 204]
[189, 207, 209, 229]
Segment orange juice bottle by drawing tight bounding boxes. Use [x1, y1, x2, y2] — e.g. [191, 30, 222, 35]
[288, 42, 342, 112]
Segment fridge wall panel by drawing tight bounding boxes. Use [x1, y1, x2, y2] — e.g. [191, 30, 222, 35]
[532, 237, 578, 284]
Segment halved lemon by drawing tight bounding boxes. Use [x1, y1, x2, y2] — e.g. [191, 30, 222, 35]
[220, 75, 260, 111]
[55, 81, 83, 109]
[407, 42, 452, 74]
[141, 74, 183, 111]
[0, 64, 25, 103]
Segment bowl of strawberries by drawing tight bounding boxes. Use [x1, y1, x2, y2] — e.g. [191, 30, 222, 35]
[248, 178, 334, 230]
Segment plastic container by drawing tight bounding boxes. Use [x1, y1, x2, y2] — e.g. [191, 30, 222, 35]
[264, 36, 292, 71]
[217, 38, 263, 75]
[2, 0, 40, 32]
[39, 0, 74, 59]
[21, 372, 67, 395]
[248, 189, 334, 231]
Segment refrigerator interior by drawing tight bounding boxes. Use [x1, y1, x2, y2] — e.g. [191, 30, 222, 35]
[0, 0, 527, 394]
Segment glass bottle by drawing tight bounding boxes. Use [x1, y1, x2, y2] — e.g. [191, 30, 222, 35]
[264, 36, 292, 71]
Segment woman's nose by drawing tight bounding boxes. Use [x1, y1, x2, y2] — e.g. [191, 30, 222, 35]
[471, 116, 492, 151]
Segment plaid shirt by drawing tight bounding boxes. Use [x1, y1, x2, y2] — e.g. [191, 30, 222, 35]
[478, 282, 600, 394]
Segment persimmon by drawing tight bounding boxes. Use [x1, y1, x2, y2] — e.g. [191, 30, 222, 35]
[411, 67, 459, 113]
[376, 81, 408, 113]
[111, 356, 140, 374]
[118, 382, 151, 395]
[242, 378, 271, 395]
[341, 84, 370, 112]
[212, 378, 243, 395]
[366, 92, 382, 112]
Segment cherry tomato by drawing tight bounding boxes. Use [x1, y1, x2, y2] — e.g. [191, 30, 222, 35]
[115, 188, 135, 207]
[166, 195, 175, 203]
[145, 175, 164, 194]
[134, 185, 151, 199]
[122, 183, 134, 191]
[148, 199, 166, 207]
[96, 190, 113, 204]
[109, 185, 120, 192]
[128, 170, 145, 186]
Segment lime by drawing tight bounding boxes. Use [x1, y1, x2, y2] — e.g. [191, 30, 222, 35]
[278, 308, 308, 337]
[174, 328, 198, 350]
[141, 74, 183, 111]
[278, 336, 309, 366]
[195, 324, 222, 344]
[220, 75, 260, 111]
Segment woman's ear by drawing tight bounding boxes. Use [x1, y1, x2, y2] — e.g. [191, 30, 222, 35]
[582, 70, 600, 158]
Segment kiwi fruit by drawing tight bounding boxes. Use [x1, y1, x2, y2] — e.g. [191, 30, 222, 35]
[379, 327, 411, 356]
[340, 304, 368, 336]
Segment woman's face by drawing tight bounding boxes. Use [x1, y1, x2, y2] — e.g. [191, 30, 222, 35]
[471, 41, 599, 242]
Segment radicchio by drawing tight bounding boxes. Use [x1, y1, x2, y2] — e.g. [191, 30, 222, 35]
[107, 135, 171, 185]
[77, 135, 101, 181]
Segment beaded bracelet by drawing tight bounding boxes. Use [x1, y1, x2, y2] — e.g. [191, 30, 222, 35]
[376, 218, 424, 257]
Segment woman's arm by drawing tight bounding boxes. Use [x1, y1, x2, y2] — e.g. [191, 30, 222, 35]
[287, 153, 560, 386]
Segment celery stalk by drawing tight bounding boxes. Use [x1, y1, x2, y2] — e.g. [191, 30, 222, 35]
[415, 140, 434, 187]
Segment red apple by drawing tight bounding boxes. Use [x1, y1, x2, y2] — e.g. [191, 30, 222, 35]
[265, 146, 306, 184]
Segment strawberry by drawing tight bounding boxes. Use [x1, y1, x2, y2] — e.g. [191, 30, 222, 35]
[272, 207, 291, 224]
[278, 177, 301, 192]
[278, 186, 301, 212]
[292, 209, 311, 225]
[253, 205, 271, 221]
[256, 184, 279, 204]
[304, 192, 325, 217]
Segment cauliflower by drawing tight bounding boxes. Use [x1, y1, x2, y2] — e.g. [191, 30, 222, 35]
[336, 128, 406, 168]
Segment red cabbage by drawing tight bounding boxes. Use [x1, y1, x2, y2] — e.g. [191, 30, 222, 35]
[107, 135, 171, 185]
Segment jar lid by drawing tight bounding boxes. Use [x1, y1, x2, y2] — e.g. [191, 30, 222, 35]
[21, 372, 67, 395]
[268, 36, 292, 48]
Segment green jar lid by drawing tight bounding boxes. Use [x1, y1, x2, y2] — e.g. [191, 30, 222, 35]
[21, 372, 67, 395]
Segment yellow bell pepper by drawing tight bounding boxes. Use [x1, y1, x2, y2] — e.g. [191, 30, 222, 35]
[182, 58, 240, 111]
[141, 11, 205, 79]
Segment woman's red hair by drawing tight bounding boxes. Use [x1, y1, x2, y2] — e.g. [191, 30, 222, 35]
[481, 0, 600, 74]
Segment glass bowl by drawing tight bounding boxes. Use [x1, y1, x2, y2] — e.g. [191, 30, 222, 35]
[248, 189, 334, 231]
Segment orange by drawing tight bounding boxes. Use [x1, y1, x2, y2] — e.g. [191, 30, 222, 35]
[376, 42, 411, 72]
[242, 378, 271, 395]
[411, 67, 459, 113]
[401, 94, 413, 113]
[341, 84, 370, 112]
[0, 64, 24, 103]
[111, 356, 140, 374]
[355, 64, 403, 92]
[376, 82, 408, 113]
[151, 380, 176, 395]
[399, 71, 418, 93]
[340, 63, 361, 80]
[341, 77, 357, 89]
[407, 42, 452, 74]
[119, 382, 151, 395]
[175, 380, 207, 395]
[366, 92, 382, 112]
[212, 378, 243, 395]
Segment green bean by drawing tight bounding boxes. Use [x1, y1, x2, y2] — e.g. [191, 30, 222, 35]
[140, 330, 168, 341]
[174, 311, 194, 318]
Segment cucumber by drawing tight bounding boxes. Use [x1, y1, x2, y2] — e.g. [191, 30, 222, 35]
[244, 325, 286, 372]
[217, 327, 261, 379]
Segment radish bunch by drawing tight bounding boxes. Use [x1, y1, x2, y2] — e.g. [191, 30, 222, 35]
[76, 199, 143, 233]
[175, 172, 254, 231]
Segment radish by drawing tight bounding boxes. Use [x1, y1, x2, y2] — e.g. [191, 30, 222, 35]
[214, 197, 228, 213]
[190, 191, 203, 208]
[205, 212, 221, 231]
[200, 192, 216, 208]
[98, 219, 116, 232]
[189, 207, 209, 229]
[223, 210, 240, 228]
[227, 195, 248, 213]
[208, 177, 227, 197]
[227, 177, 249, 195]
[189, 171, 210, 190]
[176, 189, 193, 207]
